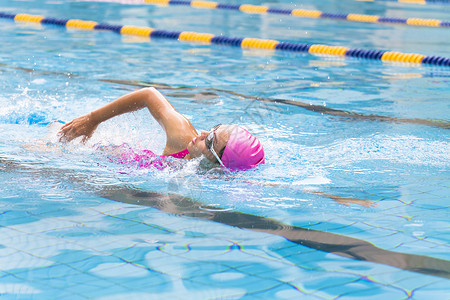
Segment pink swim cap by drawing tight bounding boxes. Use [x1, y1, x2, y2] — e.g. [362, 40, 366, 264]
[221, 126, 265, 170]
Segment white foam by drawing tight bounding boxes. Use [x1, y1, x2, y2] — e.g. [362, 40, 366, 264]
[31, 78, 47, 85]
[0, 284, 41, 295]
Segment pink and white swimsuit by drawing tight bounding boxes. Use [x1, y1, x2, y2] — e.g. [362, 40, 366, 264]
[101, 143, 189, 170]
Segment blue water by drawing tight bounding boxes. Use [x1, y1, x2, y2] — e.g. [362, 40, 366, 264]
[0, 0, 449, 298]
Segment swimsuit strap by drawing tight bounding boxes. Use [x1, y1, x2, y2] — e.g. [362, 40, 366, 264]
[161, 148, 189, 159]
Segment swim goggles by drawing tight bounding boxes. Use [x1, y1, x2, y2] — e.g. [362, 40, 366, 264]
[205, 124, 226, 168]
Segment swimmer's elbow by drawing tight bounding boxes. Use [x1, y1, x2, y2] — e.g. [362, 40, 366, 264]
[142, 87, 158, 96]
[139, 87, 160, 107]
[141, 87, 160, 104]
[141, 87, 175, 117]
[143, 86, 157, 92]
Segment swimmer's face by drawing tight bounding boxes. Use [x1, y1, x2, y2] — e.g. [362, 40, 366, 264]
[188, 124, 231, 163]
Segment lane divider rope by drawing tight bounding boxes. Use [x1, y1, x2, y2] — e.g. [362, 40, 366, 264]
[1, 12, 449, 66]
[145, 0, 450, 28]
[77, 0, 450, 28]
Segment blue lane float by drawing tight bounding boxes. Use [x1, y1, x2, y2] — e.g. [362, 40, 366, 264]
[1, 12, 449, 67]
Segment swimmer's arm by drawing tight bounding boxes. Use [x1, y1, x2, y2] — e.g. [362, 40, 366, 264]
[59, 87, 193, 143]
[88, 87, 174, 125]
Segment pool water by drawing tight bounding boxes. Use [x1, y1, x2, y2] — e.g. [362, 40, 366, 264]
[0, 0, 449, 298]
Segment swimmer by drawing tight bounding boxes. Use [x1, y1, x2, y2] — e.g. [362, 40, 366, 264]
[58, 87, 265, 170]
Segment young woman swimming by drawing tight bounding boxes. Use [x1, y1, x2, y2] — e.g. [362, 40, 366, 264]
[49, 87, 375, 207]
[58, 87, 265, 170]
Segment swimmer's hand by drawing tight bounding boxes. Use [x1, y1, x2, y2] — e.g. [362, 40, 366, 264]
[58, 113, 98, 143]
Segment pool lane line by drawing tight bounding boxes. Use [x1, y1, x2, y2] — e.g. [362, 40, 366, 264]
[1, 12, 450, 67]
[0, 62, 77, 78]
[2, 156, 449, 280]
[101, 79, 450, 129]
[137, 0, 450, 29]
[75, 0, 450, 28]
[106, 189, 450, 280]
